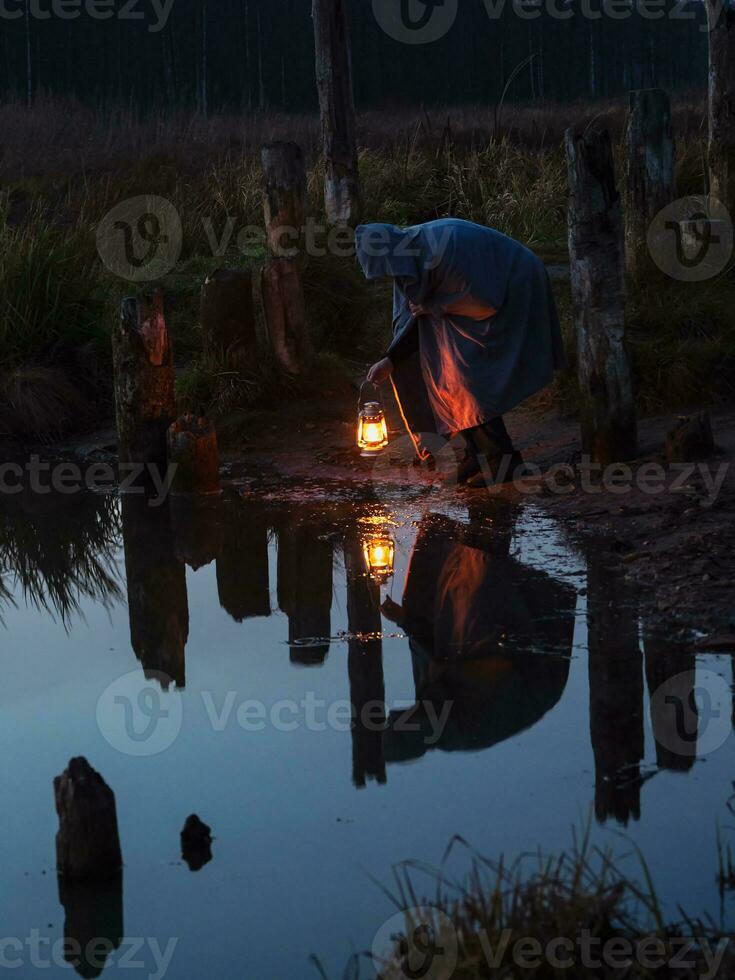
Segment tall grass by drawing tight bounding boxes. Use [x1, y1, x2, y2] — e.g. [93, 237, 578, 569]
[0, 93, 729, 442]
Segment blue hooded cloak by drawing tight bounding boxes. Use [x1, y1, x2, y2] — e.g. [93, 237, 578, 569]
[355, 218, 565, 444]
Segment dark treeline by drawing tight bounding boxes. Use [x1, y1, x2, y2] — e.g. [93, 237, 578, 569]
[0, 0, 708, 112]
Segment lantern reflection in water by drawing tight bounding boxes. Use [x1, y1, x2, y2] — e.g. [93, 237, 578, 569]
[362, 534, 395, 583]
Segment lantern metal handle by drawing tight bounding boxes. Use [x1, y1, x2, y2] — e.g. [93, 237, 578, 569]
[358, 379, 382, 411]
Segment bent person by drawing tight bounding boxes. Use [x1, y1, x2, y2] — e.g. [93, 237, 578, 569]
[355, 218, 565, 487]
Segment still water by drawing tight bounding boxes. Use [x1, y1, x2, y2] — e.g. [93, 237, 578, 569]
[1, 484, 733, 978]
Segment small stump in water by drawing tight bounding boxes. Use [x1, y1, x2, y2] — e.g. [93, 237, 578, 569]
[181, 814, 213, 872]
[167, 415, 221, 496]
[54, 758, 122, 880]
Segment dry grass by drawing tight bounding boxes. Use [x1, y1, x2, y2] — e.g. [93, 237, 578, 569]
[1, 91, 730, 442]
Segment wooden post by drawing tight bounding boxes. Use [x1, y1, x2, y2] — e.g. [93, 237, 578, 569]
[181, 814, 213, 872]
[706, 0, 735, 216]
[276, 515, 333, 665]
[261, 259, 313, 375]
[57, 877, 123, 976]
[261, 143, 313, 376]
[54, 758, 122, 880]
[167, 415, 221, 496]
[200, 268, 256, 372]
[112, 291, 176, 473]
[625, 88, 674, 278]
[262, 142, 307, 258]
[312, 0, 360, 225]
[170, 497, 222, 570]
[566, 128, 637, 465]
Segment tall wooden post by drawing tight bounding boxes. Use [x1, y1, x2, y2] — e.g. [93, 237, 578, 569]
[200, 268, 257, 373]
[112, 291, 176, 473]
[566, 128, 637, 465]
[262, 142, 307, 258]
[261, 142, 313, 375]
[312, 0, 360, 225]
[706, 0, 735, 216]
[625, 89, 675, 278]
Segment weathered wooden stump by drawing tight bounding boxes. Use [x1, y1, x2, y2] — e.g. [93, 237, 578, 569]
[167, 414, 221, 496]
[112, 291, 176, 473]
[261, 257, 313, 375]
[262, 142, 307, 258]
[706, 0, 735, 217]
[664, 412, 716, 463]
[181, 814, 213, 872]
[312, 0, 360, 225]
[54, 758, 122, 880]
[200, 268, 256, 372]
[121, 496, 189, 690]
[625, 88, 674, 279]
[566, 127, 637, 465]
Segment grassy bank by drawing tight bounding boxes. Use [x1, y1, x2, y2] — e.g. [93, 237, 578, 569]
[358, 826, 734, 979]
[1, 94, 732, 442]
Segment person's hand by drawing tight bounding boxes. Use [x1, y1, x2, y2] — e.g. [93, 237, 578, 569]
[409, 301, 429, 318]
[367, 357, 393, 385]
[380, 597, 404, 626]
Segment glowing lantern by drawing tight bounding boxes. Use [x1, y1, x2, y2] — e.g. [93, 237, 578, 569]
[357, 383, 389, 457]
[363, 534, 395, 583]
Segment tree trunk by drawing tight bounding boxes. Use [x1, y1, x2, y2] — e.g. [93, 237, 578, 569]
[113, 291, 176, 474]
[261, 141, 307, 258]
[261, 258, 313, 375]
[167, 415, 221, 496]
[566, 127, 637, 465]
[625, 88, 675, 279]
[312, 0, 359, 225]
[706, 0, 735, 215]
[54, 758, 122, 880]
[200, 268, 257, 372]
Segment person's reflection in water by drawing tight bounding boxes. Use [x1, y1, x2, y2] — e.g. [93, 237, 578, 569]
[57, 876, 123, 979]
[216, 503, 271, 622]
[121, 497, 189, 690]
[586, 547, 645, 825]
[344, 533, 387, 788]
[381, 508, 574, 763]
[276, 512, 334, 666]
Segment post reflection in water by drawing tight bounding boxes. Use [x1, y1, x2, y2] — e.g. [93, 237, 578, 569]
[643, 628, 697, 772]
[381, 508, 575, 764]
[276, 512, 334, 666]
[57, 876, 124, 979]
[344, 532, 387, 789]
[216, 504, 271, 622]
[586, 547, 644, 826]
[121, 497, 189, 690]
